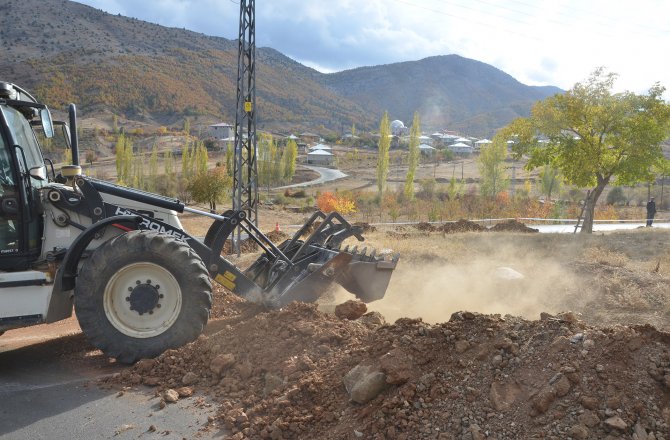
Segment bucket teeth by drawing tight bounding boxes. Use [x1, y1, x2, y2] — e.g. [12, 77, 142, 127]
[343, 245, 349, 253]
[351, 245, 358, 255]
[369, 248, 376, 261]
[360, 247, 367, 257]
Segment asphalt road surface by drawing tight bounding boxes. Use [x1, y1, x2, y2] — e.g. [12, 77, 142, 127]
[0, 320, 222, 440]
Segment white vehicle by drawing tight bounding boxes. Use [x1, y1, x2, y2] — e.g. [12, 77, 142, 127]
[0, 81, 398, 363]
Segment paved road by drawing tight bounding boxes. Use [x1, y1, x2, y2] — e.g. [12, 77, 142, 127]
[532, 221, 670, 233]
[0, 322, 222, 440]
[276, 165, 347, 189]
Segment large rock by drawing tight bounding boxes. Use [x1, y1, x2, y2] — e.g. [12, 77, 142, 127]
[210, 353, 236, 376]
[343, 364, 387, 404]
[379, 348, 414, 385]
[334, 300, 367, 320]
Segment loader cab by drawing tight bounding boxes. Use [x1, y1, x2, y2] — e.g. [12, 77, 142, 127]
[0, 82, 52, 270]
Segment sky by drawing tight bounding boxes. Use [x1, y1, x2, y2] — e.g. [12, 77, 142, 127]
[75, 0, 670, 95]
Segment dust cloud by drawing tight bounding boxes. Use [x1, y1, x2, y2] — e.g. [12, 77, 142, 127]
[327, 242, 586, 325]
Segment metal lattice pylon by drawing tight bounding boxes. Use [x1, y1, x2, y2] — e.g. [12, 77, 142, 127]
[233, 0, 258, 228]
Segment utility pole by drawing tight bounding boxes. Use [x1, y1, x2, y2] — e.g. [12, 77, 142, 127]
[233, 0, 258, 230]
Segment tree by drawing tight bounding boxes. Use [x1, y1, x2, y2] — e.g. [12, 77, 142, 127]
[478, 140, 508, 198]
[85, 149, 97, 168]
[188, 166, 232, 212]
[496, 68, 670, 233]
[183, 118, 191, 136]
[376, 111, 391, 196]
[147, 144, 159, 193]
[539, 164, 561, 201]
[404, 112, 421, 200]
[282, 139, 298, 181]
[163, 150, 177, 197]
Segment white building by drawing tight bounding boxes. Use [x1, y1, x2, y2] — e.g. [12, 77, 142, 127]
[419, 144, 436, 156]
[209, 122, 233, 140]
[448, 142, 474, 154]
[307, 149, 335, 166]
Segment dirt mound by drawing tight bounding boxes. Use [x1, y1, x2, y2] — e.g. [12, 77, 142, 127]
[489, 220, 539, 233]
[352, 222, 376, 233]
[107, 301, 670, 440]
[414, 222, 437, 232]
[386, 227, 410, 239]
[222, 239, 259, 254]
[264, 230, 290, 243]
[442, 219, 487, 234]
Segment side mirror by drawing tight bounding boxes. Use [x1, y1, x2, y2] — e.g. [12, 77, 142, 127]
[40, 107, 54, 138]
[29, 165, 46, 181]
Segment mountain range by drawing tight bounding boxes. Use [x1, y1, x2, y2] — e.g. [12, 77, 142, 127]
[0, 0, 562, 137]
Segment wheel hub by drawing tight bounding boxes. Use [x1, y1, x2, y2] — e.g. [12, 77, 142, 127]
[127, 280, 163, 315]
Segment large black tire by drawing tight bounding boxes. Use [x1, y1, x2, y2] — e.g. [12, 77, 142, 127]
[74, 230, 212, 364]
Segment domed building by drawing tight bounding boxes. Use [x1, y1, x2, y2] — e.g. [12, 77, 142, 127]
[390, 119, 407, 136]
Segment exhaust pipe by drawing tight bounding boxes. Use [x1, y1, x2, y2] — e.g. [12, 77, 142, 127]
[68, 103, 79, 166]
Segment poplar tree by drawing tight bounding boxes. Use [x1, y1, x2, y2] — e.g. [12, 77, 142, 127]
[376, 111, 391, 196]
[404, 111, 421, 200]
[147, 143, 159, 192]
[283, 139, 298, 181]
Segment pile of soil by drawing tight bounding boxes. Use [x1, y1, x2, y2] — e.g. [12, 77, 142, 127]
[107, 300, 670, 440]
[353, 222, 377, 233]
[264, 230, 290, 243]
[442, 219, 487, 234]
[415, 222, 437, 232]
[222, 239, 259, 254]
[489, 220, 539, 233]
[387, 226, 410, 239]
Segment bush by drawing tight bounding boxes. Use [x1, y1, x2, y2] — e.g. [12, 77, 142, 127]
[606, 187, 627, 205]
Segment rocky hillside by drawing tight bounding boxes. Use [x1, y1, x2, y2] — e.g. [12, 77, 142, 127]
[321, 55, 563, 136]
[0, 0, 561, 135]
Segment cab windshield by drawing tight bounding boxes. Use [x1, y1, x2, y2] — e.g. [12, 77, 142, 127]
[1, 106, 46, 180]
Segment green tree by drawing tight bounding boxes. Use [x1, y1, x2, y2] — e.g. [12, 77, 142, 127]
[539, 164, 561, 201]
[404, 112, 421, 200]
[181, 141, 194, 179]
[193, 142, 209, 176]
[376, 111, 391, 196]
[446, 177, 464, 200]
[147, 143, 159, 192]
[163, 151, 177, 197]
[225, 143, 234, 176]
[497, 68, 670, 233]
[282, 139, 298, 181]
[115, 134, 125, 183]
[478, 140, 508, 198]
[114, 134, 134, 185]
[183, 118, 191, 136]
[188, 166, 232, 212]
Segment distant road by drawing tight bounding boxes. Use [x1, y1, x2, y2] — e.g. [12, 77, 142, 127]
[276, 165, 348, 189]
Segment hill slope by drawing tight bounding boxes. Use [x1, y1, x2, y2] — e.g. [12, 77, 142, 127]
[0, 0, 561, 135]
[321, 55, 562, 136]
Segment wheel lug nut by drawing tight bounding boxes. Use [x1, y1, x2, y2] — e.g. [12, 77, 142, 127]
[125, 297, 130, 301]
[146, 280, 151, 284]
[155, 285, 160, 289]
[149, 311, 154, 315]
[159, 294, 164, 299]
[156, 304, 161, 308]
[128, 287, 133, 292]
[136, 280, 141, 285]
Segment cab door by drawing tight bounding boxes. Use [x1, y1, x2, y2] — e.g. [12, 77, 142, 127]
[0, 105, 46, 270]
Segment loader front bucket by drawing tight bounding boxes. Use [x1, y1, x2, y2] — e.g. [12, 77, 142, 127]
[239, 210, 400, 309]
[267, 250, 399, 308]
